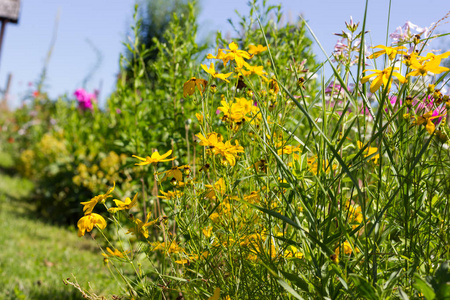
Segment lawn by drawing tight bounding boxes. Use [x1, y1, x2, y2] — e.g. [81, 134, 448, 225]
[0, 171, 122, 299]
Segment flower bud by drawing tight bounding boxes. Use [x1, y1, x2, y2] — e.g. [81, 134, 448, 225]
[297, 77, 305, 88]
[406, 96, 413, 108]
[445, 100, 450, 110]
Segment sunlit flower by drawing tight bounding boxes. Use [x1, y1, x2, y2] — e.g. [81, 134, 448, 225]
[239, 65, 268, 80]
[108, 193, 138, 213]
[127, 213, 159, 239]
[196, 132, 223, 148]
[205, 178, 227, 199]
[248, 44, 267, 55]
[215, 140, 245, 166]
[367, 45, 407, 61]
[361, 67, 406, 93]
[159, 190, 184, 200]
[284, 245, 304, 259]
[77, 213, 107, 237]
[195, 113, 203, 124]
[243, 191, 261, 204]
[160, 166, 183, 182]
[415, 111, 443, 134]
[201, 63, 232, 82]
[206, 49, 225, 60]
[276, 143, 302, 155]
[406, 52, 450, 77]
[132, 150, 175, 166]
[101, 247, 129, 259]
[220, 42, 252, 68]
[307, 156, 336, 174]
[335, 240, 359, 256]
[346, 202, 363, 229]
[80, 182, 115, 215]
[357, 141, 379, 164]
[202, 226, 213, 238]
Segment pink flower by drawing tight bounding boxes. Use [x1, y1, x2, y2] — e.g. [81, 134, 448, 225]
[74, 88, 95, 110]
[390, 21, 432, 44]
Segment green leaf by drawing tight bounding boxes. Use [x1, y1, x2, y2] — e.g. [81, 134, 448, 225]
[413, 276, 435, 300]
[277, 278, 304, 300]
[280, 270, 310, 293]
[350, 274, 378, 300]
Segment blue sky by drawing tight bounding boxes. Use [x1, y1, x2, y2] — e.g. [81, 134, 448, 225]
[0, 0, 448, 108]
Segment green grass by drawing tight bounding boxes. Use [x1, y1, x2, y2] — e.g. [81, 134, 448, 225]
[0, 173, 123, 299]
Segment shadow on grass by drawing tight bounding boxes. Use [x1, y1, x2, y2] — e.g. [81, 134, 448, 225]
[4, 285, 111, 300]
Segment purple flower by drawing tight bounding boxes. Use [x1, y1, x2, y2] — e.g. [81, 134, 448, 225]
[116, 108, 122, 114]
[74, 88, 95, 110]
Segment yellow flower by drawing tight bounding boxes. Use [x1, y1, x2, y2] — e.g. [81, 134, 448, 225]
[209, 212, 220, 223]
[196, 132, 223, 148]
[201, 63, 232, 82]
[276, 143, 302, 155]
[108, 193, 138, 213]
[218, 100, 246, 123]
[415, 111, 443, 134]
[206, 49, 225, 60]
[406, 52, 450, 77]
[77, 213, 107, 237]
[101, 247, 129, 259]
[80, 182, 115, 215]
[183, 77, 208, 97]
[243, 191, 261, 204]
[195, 113, 203, 124]
[284, 245, 304, 259]
[239, 64, 268, 80]
[307, 157, 336, 174]
[335, 241, 359, 256]
[346, 202, 363, 229]
[361, 67, 406, 93]
[357, 141, 379, 164]
[158, 190, 183, 200]
[367, 45, 407, 61]
[221, 42, 252, 69]
[127, 213, 159, 239]
[248, 44, 267, 55]
[205, 178, 227, 199]
[132, 150, 175, 166]
[202, 226, 213, 238]
[215, 140, 245, 166]
[160, 166, 183, 182]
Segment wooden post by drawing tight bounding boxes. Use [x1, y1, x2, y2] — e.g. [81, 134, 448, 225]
[0, 19, 7, 70]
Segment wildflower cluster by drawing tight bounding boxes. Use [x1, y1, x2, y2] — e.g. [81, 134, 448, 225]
[35, 4, 450, 300]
